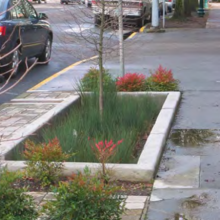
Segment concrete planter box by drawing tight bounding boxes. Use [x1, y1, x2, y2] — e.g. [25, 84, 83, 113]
[3, 92, 181, 182]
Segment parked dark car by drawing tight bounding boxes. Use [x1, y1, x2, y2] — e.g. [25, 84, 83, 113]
[0, 0, 53, 81]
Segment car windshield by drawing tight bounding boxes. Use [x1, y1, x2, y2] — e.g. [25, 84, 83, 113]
[0, 0, 8, 20]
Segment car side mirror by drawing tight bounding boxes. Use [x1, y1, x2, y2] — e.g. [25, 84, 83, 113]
[39, 13, 48, 20]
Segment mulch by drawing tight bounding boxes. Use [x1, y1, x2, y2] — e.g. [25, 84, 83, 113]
[13, 177, 153, 196]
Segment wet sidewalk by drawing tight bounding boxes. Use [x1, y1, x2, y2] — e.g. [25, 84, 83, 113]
[206, 3, 220, 28]
[0, 3, 220, 220]
[147, 3, 220, 220]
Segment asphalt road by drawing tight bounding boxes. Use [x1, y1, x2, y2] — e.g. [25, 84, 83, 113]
[0, 0, 122, 104]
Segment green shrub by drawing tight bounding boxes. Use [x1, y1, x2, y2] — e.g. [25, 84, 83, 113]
[23, 137, 70, 187]
[116, 73, 147, 91]
[0, 168, 38, 220]
[81, 67, 114, 91]
[146, 65, 179, 91]
[42, 168, 125, 220]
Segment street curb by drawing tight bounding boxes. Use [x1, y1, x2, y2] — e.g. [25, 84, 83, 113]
[4, 91, 181, 182]
[28, 56, 98, 91]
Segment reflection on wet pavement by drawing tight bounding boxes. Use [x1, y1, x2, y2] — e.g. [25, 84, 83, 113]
[170, 129, 216, 147]
[147, 129, 220, 220]
[166, 129, 220, 156]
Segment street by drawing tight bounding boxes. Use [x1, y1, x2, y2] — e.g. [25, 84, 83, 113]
[0, 0, 123, 104]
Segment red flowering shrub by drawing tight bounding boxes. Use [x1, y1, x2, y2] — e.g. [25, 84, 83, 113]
[116, 73, 146, 91]
[146, 65, 179, 91]
[24, 138, 70, 186]
[42, 168, 125, 220]
[90, 139, 123, 182]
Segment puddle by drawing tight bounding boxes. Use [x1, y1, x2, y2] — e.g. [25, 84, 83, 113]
[166, 193, 208, 220]
[170, 129, 217, 147]
[181, 193, 208, 209]
[167, 213, 201, 220]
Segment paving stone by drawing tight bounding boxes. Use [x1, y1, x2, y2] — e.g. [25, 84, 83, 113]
[154, 155, 200, 189]
[57, 93, 70, 99]
[0, 117, 22, 126]
[25, 192, 47, 204]
[126, 196, 148, 203]
[200, 155, 220, 189]
[124, 209, 143, 215]
[121, 215, 140, 220]
[17, 113, 39, 118]
[125, 203, 145, 210]
[0, 131, 12, 136]
[44, 192, 56, 201]
[16, 93, 30, 99]
[1, 127, 20, 132]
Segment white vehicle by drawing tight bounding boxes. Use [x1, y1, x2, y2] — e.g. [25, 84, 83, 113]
[92, 0, 152, 27]
[159, 0, 172, 14]
[81, 0, 92, 7]
[165, 0, 175, 8]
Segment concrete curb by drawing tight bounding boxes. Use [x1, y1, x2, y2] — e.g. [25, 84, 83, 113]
[4, 91, 181, 182]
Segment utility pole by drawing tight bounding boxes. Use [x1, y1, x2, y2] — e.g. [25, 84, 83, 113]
[152, 0, 159, 28]
[118, 0, 125, 76]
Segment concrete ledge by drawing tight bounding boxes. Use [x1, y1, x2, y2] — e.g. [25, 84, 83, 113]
[4, 92, 181, 182]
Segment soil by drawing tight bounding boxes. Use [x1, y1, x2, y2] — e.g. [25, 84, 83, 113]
[13, 177, 153, 196]
[146, 12, 208, 29]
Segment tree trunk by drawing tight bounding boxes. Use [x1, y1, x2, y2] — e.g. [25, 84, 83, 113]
[98, 0, 105, 118]
[173, 0, 184, 18]
[191, 0, 198, 11]
[184, 0, 191, 16]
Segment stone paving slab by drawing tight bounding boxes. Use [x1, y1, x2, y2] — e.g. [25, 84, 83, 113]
[0, 91, 79, 157]
[154, 155, 200, 189]
[200, 155, 220, 189]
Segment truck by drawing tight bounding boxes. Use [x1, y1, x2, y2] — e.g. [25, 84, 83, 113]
[92, 0, 152, 28]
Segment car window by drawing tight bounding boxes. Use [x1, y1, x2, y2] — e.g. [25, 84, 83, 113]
[0, 0, 10, 20]
[10, 0, 27, 19]
[22, 0, 38, 19]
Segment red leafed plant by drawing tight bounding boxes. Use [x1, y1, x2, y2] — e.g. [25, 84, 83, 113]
[23, 137, 70, 186]
[147, 65, 179, 91]
[90, 139, 123, 182]
[116, 73, 146, 91]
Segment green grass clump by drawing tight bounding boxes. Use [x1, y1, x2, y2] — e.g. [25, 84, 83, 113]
[11, 91, 162, 163]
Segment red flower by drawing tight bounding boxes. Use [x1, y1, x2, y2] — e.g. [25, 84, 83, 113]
[116, 73, 146, 91]
[90, 139, 123, 163]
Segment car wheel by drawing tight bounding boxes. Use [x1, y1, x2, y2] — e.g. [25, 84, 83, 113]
[38, 36, 52, 64]
[10, 48, 20, 78]
[136, 17, 144, 28]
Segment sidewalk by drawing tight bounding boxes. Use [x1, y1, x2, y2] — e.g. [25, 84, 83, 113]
[147, 3, 220, 220]
[1, 3, 220, 220]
